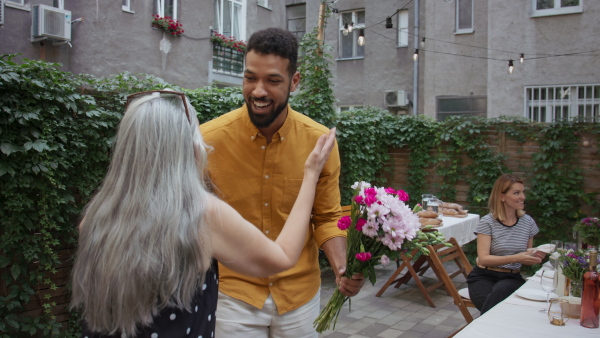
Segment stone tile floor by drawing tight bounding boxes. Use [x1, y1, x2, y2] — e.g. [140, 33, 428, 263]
[317, 262, 480, 338]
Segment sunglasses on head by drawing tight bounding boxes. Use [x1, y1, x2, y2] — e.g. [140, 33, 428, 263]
[125, 90, 191, 123]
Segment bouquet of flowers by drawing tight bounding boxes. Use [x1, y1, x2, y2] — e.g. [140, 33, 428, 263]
[151, 15, 184, 36]
[313, 182, 449, 332]
[557, 248, 600, 297]
[573, 217, 600, 248]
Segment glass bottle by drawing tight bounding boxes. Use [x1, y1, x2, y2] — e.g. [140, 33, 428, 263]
[580, 249, 599, 328]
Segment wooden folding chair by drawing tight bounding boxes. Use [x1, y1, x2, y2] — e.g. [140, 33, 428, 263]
[425, 237, 476, 324]
[341, 205, 352, 217]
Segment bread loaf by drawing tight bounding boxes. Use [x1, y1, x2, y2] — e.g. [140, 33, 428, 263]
[443, 208, 459, 216]
[442, 202, 464, 211]
[417, 210, 439, 218]
[419, 218, 443, 226]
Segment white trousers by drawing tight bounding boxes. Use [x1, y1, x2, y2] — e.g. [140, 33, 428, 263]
[215, 290, 320, 338]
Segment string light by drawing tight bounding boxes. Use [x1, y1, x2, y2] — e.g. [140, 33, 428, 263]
[385, 17, 393, 29]
[358, 29, 365, 46]
[520, 53, 524, 63]
[348, 22, 354, 33]
[413, 48, 419, 61]
[421, 37, 426, 48]
[343, 23, 349, 36]
[508, 59, 514, 74]
[332, 8, 340, 20]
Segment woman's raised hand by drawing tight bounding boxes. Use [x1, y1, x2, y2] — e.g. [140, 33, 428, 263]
[304, 128, 337, 180]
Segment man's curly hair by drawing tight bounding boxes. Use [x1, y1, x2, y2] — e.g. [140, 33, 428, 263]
[246, 27, 299, 77]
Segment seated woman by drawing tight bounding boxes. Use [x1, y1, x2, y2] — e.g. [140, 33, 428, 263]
[69, 90, 337, 337]
[467, 174, 545, 314]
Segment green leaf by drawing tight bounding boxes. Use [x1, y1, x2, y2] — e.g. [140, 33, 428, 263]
[0, 143, 20, 155]
[10, 264, 20, 280]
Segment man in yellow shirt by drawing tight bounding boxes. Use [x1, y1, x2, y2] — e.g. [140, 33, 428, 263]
[200, 28, 365, 337]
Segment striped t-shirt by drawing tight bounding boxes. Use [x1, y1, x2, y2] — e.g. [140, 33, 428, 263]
[475, 213, 539, 270]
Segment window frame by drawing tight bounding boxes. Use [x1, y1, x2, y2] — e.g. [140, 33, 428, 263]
[397, 9, 408, 47]
[5, 0, 29, 11]
[338, 105, 364, 114]
[524, 84, 600, 123]
[436, 95, 487, 121]
[214, 0, 246, 41]
[338, 9, 366, 60]
[155, 0, 178, 19]
[122, 0, 134, 13]
[455, 0, 474, 35]
[257, 0, 270, 9]
[286, 3, 306, 42]
[531, 0, 583, 17]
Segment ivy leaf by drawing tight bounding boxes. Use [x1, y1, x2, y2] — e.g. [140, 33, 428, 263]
[0, 162, 16, 177]
[11, 264, 20, 280]
[0, 142, 20, 156]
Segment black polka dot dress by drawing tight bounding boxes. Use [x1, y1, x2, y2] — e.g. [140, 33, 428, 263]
[81, 262, 218, 338]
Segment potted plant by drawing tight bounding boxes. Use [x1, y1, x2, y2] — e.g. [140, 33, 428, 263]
[574, 217, 600, 249]
[210, 32, 246, 52]
[151, 15, 184, 36]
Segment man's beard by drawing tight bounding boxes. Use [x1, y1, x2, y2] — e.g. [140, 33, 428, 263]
[247, 98, 289, 128]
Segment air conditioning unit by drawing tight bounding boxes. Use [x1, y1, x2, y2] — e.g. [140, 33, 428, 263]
[384, 90, 407, 106]
[31, 4, 71, 42]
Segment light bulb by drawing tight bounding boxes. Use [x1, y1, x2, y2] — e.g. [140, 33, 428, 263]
[508, 59, 514, 74]
[421, 38, 426, 48]
[348, 22, 354, 33]
[358, 29, 365, 46]
[343, 24, 349, 36]
[413, 49, 419, 61]
[520, 53, 524, 63]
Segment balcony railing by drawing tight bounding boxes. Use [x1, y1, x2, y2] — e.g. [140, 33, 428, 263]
[212, 45, 244, 76]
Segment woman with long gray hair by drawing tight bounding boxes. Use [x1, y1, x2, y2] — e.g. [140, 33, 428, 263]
[69, 90, 336, 338]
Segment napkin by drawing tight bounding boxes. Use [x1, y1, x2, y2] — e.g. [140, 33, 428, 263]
[533, 243, 556, 254]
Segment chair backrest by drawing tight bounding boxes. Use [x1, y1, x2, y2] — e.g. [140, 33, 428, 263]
[425, 237, 475, 324]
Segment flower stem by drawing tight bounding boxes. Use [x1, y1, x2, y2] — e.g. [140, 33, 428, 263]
[313, 289, 349, 333]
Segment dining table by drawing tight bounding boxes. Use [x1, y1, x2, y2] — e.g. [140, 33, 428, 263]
[454, 263, 598, 337]
[375, 213, 480, 304]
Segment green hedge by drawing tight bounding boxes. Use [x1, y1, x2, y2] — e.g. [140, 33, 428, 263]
[2, 54, 599, 336]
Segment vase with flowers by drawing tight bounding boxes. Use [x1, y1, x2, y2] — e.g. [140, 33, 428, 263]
[313, 182, 449, 333]
[573, 217, 600, 249]
[151, 15, 184, 36]
[558, 248, 600, 297]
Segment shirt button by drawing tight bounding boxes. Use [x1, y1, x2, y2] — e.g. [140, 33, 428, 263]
[264, 203, 269, 207]
[281, 136, 285, 140]
[261, 145, 266, 150]
[251, 136, 255, 140]
[269, 283, 273, 286]
[265, 230, 269, 234]
[265, 175, 269, 179]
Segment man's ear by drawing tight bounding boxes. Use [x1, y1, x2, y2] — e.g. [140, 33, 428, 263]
[290, 71, 301, 92]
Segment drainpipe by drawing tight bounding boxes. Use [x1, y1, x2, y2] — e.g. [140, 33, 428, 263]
[413, 0, 419, 116]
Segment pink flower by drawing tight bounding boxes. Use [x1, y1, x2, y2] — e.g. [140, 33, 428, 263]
[385, 187, 396, 194]
[356, 218, 367, 231]
[354, 195, 364, 204]
[355, 252, 372, 262]
[380, 254, 391, 266]
[337, 216, 351, 230]
[364, 194, 378, 206]
[396, 189, 409, 202]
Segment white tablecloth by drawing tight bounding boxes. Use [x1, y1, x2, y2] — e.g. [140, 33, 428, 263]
[436, 213, 479, 246]
[455, 266, 599, 337]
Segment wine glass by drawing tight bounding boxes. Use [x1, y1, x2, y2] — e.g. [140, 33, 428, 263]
[539, 270, 558, 313]
[550, 240, 563, 268]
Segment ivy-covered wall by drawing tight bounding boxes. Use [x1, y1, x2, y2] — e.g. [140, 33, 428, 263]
[1, 54, 599, 336]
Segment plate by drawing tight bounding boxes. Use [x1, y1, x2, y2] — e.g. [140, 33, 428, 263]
[515, 289, 558, 302]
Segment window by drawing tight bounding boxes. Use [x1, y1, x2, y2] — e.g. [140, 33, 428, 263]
[5, 0, 28, 10]
[525, 84, 600, 122]
[214, 0, 245, 41]
[397, 9, 408, 47]
[455, 0, 473, 34]
[339, 9, 365, 59]
[339, 105, 364, 113]
[155, 0, 177, 19]
[531, 0, 582, 17]
[122, 0, 133, 13]
[287, 4, 306, 42]
[6, 0, 24, 5]
[436, 96, 487, 121]
[0, 0, 3, 25]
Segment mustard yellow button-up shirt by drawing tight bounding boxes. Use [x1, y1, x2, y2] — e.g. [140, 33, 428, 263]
[200, 104, 344, 314]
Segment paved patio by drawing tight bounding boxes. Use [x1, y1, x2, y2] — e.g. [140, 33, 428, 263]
[317, 262, 480, 338]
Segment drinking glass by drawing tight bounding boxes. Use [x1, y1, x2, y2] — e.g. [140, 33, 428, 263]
[564, 242, 577, 252]
[551, 240, 563, 251]
[549, 240, 563, 268]
[539, 270, 558, 313]
[428, 198, 441, 214]
[548, 298, 569, 326]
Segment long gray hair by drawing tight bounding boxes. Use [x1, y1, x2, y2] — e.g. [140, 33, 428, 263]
[70, 91, 212, 336]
